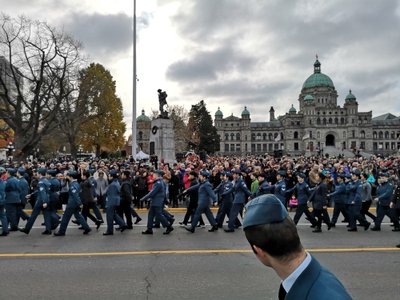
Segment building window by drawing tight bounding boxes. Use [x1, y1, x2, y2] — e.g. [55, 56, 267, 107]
[138, 131, 143, 140]
[263, 133, 267, 141]
[245, 144, 248, 152]
[251, 133, 256, 141]
[251, 144, 255, 152]
[236, 133, 241, 141]
[257, 144, 261, 152]
[257, 133, 261, 141]
[360, 141, 365, 149]
[230, 144, 235, 152]
[236, 144, 241, 152]
[352, 130, 355, 138]
[379, 131, 383, 139]
[263, 144, 267, 151]
[334, 117, 338, 124]
[323, 118, 327, 125]
[328, 118, 332, 124]
[274, 143, 279, 150]
[309, 131, 313, 139]
[294, 131, 299, 139]
[391, 132, 395, 139]
[360, 130, 365, 138]
[294, 142, 299, 150]
[317, 118, 321, 125]
[351, 141, 356, 149]
[317, 131, 320, 139]
[340, 117, 345, 124]
[231, 133, 235, 141]
[343, 131, 346, 138]
[373, 131, 377, 139]
[268, 144, 273, 151]
[269, 133, 273, 141]
[224, 144, 229, 152]
[373, 143, 377, 150]
[385, 131, 389, 139]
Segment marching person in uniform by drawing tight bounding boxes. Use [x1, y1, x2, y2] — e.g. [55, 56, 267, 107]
[141, 170, 174, 235]
[0, 167, 9, 236]
[54, 171, 91, 236]
[103, 170, 127, 235]
[328, 173, 349, 227]
[5, 168, 22, 231]
[243, 194, 352, 300]
[16, 167, 30, 226]
[184, 170, 219, 233]
[214, 171, 234, 228]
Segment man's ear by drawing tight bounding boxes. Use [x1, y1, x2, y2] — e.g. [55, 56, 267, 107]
[252, 245, 265, 257]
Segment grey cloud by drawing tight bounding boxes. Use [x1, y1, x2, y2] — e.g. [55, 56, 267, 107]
[167, 0, 400, 119]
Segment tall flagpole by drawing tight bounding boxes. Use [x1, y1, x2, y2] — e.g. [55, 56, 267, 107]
[132, 0, 137, 159]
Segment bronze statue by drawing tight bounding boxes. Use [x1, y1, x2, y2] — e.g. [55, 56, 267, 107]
[158, 89, 168, 117]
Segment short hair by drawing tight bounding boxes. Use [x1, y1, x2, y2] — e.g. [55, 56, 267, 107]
[244, 217, 303, 261]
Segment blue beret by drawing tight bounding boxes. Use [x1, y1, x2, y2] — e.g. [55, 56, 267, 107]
[219, 171, 226, 176]
[233, 169, 242, 175]
[200, 170, 210, 177]
[47, 169, 57, 176]
[7, 168, 16, 175]
[109, 170, 120, 176]
[296, 172, 306, 179]
[338, 173, 346, 179]
[155, 170, 165, 176]
[277, 170, 286, 177]
[37, 168, 47, 175]
[66, 170, 78, 177]
[0, 167, 6, 174]
[243, 195, 288, 229]
[17, 167, 26, 175]
[352, 169, 361, 176]
[225, 171, 232, 177]
[379, 173, 389, 178]
[345, 173, 352, 179]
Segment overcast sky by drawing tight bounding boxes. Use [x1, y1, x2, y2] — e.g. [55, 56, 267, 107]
[2, 0, 400, 137]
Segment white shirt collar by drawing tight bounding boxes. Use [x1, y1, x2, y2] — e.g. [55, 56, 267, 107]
[282, 252, 312, 294]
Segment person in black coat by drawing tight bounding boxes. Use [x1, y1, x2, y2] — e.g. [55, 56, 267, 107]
[179, 171, 205, 226]
[309, 173, 331, 233]
[80, 171, 102, 230]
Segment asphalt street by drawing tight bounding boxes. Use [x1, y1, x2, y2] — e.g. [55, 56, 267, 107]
[0, 211, 399, 300]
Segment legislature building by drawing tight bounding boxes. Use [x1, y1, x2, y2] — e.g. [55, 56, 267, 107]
[214, 58, 400, 157]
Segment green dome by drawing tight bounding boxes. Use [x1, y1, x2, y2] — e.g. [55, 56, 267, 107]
[289, 104, 297, 113]
[304, 94, 314, 101]
[215, 107, 223, 117]
[137, 109, 151, 122]
[302, 58, 334, 89]
[345, 89, 356, 101]
[241, 106, 250, 115]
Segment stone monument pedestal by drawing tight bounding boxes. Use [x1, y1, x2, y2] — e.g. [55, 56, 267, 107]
[149, 118, 175, 164]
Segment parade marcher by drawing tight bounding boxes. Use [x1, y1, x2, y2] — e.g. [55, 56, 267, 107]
[135, 170, 148, 209]
[16, 167, 30, 225]
[80, 171, 102, 230]
[0, 167, 9, 236]
[371, 173, 400, 231]
[360, 173, 376, 223]
[141, 170, 174, 235]
[214, 171, 234, 228]
[185, 170, 218, 233]
[54, 171, 92, 236]
[5, 168, 22, 231]
[179, 171, 205, 227]
[47, 169, 62, 227]
[118, 170, 141, 229]
[242, 194, 352, 300]
[254, 173, 273, 197]
[287, 173, 317, 227]
[328, 174, 349, 227]
[103, 170, 128, 235]
[272, 170, 288, 208]
[20, 168, 55, 235]
[224, 169, 251, 233]
[308, 173, 331, 232]
[88, 169, 103, 223]
[346, 170, 370, 231]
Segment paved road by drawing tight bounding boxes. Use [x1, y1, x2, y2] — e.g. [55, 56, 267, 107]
[0, 212, 399, 300]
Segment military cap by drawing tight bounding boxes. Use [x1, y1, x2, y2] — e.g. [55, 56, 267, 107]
[258, 172, 268, 178]
[66, 170, 78, 177]
[37, 168, 47, 175]
[243, 194, 288, 229]
[352, 169, 361, 177]
[225, 171, 232, 177]
[122, 170, 131, 178]
[321, 170, 330, 176]
[0, 167, 6, 174]
[109, 169, 120, 176]
[46, 169, 57, 176]
[219, 171, 226, 176]
[277, 170, 286, 177]
[296, 172, 306, 179]
[17, 167, 26, 175]
[344, 173, 352, 179]
[7, 168, 16, 176]
[200, 170, 210, 177]
[88, 169, 95, 175]
[338, 173, 346, 179]
[233, 169, 242, 175]
[379, 172, 389, 178]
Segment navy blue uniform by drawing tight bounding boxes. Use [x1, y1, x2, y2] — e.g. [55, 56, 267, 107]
[373, 181, 399, 230]
[0, 179, 8, 235]
[214, 179, 234, 227]
[227, 177, 251, 231]
[347, 180, 370, 231]
[104, 179, 126, 234]
[5, 175, 21, 230]
[288, 182, 316, 226]
[329, 182, 349, 225]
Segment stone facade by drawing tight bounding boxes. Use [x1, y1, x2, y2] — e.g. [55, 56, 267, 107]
[215, 58, 400, 157]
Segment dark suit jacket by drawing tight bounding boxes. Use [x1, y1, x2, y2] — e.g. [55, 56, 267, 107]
[285, 256, 352, 300]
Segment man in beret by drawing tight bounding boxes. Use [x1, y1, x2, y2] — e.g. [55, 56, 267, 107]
[243, 194, 352, 300]
[16, 167, 30, 226]
[141, 170, 174, 235]
[371, 173, 400, 231]
[54, 171, 92, 236]
[5, 168, 22, 231]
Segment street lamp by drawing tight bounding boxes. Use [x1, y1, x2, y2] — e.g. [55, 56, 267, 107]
[7, 142, 14, 163]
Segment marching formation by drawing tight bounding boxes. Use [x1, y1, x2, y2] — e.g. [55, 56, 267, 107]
[0, 154, 400, 248]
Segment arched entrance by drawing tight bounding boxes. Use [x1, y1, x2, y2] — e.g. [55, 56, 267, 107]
[325, 134, 335, 146]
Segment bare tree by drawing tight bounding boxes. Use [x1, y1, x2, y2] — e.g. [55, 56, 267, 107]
[0, 15, 83, 159]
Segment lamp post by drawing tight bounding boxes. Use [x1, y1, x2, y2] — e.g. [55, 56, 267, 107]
[7, 142, 14, 163]
[131, 0, 138, 160]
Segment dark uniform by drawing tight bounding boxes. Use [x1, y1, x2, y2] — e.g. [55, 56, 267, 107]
[329, 174, 349, 226]
[5, 168, 21, 231]
[0, 168, 8, 236]
[214, 172, 234, 227]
